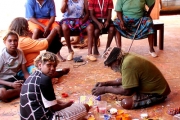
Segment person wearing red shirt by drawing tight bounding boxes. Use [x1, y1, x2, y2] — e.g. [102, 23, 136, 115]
[88, 0, 120, 55]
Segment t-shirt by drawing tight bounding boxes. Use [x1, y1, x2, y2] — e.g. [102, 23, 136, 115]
[20, 70, 57, 120]
[63, 0, 84, 18]
[18, 37, 48, 67]
[0, 48, 26, 80]
[115, 0, 155, 19]
[25, 0, 56, 19]
[88, 0, 114, 18]
[121, 53, 170, 96]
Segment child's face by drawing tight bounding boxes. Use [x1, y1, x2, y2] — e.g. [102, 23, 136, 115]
[38, 61, 57, 77]
[4, 35, 18, 52]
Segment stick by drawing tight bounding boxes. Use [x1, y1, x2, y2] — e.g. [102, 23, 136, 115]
[12, 76, 18, 81]
[12, 76, 23, 85]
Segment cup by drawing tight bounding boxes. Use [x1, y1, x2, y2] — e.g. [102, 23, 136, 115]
[97, 101, 107, 115]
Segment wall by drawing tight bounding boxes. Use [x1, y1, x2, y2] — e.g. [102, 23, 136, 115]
[0, 0, 62, 30]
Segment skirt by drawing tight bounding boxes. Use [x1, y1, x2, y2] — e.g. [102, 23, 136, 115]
[60, 18, 92, 43]
[113, 16, 154, 40]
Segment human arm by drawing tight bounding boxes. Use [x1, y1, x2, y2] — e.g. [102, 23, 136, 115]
[61, 0, 68, 13]
[81, 0, 89, 24]
[95, 78, 122, 87]
[0, 80, 23, 88]
[89, 10, 104, 30]
[92, 85, 135, 96]
[43, 16, 56, 37]
[28, 18, 46, 28]
[116, 11, 126, 30]
[50, 100, 74, 112]
[21, 64, 30, 79]
[147, 3, 155, 16]
[25, 0, 46, 28]
[145, 0, 155, 17]
[104, 9, 112, 28]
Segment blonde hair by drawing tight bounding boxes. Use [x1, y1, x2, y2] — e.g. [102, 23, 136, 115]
[34, 52, 59, 67]
[3, 31, 19, 41]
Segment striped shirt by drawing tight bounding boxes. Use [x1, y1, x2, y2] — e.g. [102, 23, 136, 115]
[88, 0, 114, 18]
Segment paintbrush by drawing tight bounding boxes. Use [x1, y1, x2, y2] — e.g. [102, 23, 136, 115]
[12, 76, 23, 85]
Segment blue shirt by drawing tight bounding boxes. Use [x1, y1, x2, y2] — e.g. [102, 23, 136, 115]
[25, 0, 56, 19]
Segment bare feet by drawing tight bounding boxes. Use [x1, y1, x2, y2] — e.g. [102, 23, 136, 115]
[92, 86, 106, 96]
[53, 68, 70, 78]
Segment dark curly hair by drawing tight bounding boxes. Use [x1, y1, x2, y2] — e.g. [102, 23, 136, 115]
[3, 31, 19, 41]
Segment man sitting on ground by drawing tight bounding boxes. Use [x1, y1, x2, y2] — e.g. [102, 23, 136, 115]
[92, 47, 171, 109]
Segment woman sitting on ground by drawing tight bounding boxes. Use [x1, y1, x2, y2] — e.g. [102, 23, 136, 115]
[8, 17, 69, 78]
[60, 0, 96, 61]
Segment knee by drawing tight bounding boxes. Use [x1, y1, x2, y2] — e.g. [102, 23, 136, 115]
[33, 28, 41, 34]
[86, 24, 94, 32]
[121, 97, 133, 109]
[54, 25, 61, 32]
[62, 24, 70, 32]
[108, 26, 115, 34]
[0, 89, 7, 99]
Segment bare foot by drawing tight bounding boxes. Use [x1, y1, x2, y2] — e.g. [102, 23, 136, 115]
[53, 68, 70, 78]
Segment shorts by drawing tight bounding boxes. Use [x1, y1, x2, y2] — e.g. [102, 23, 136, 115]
[92, 19, 114, 34]
[52, 103, 87, 120]
[28, 19, 59, 32]
[17, 65, 36, 78]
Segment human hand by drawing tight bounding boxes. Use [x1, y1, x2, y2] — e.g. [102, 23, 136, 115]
[43, 26, 50, 37]
[11, 80, 23, 88]
[120, 21, 126, 30]
[95, 82, 106, 87]
[98, 23, 104, 30]
[92, 86, 106, 96]
[104, 21, 109, 28]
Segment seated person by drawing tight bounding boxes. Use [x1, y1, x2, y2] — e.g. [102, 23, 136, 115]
[89, 0, 120, 54]
[60, 0, 96, 61]
[25, 0, 63, 60]
[20, 52, 90, 120]
[8, 17, 69, 78]
[114, 0, 157, 57]
[0, 31, 29, 102]
[92, 47, 171, 109]
[25, 0, 60, 39]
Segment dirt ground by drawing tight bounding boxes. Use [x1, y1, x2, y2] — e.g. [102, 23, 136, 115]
[0, 15, 180, 120]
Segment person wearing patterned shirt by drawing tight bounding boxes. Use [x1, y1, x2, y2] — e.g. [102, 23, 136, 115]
[88, 0, 120, 55]
[60, 0, 96, 61]
[20, 52, 90, 120]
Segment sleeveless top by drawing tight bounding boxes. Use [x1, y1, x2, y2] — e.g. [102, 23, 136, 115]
[63, 0, 84, 18]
